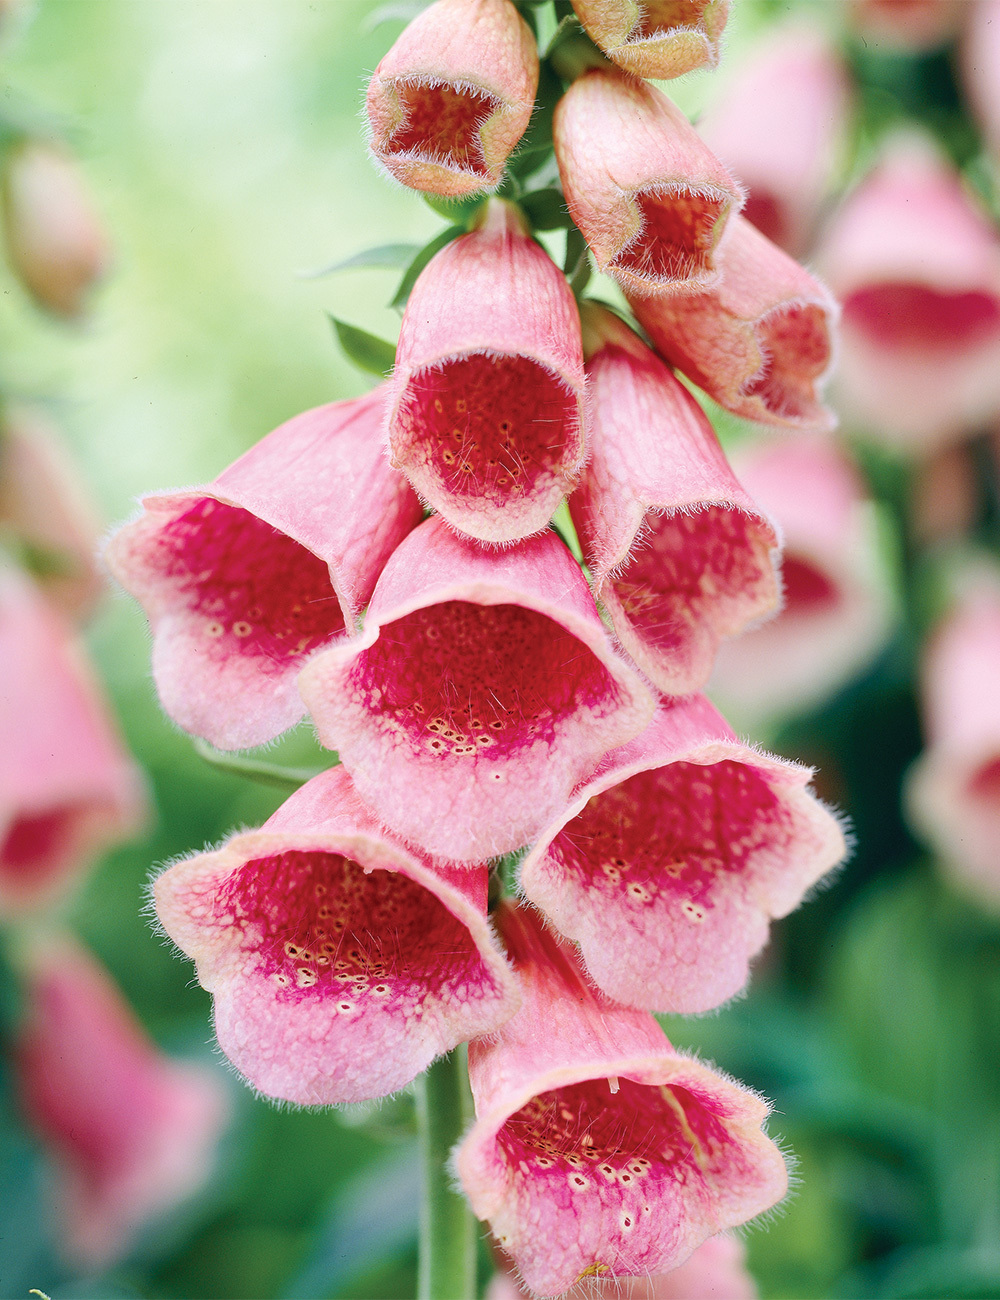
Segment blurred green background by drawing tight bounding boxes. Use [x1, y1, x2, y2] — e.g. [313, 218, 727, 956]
[1, 1, 1000, 1298]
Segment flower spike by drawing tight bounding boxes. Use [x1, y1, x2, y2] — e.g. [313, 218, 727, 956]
[106, 387, 422, 750]
[568, 0, 730, 81]
[154, 765, 520, 1105]
[299, 515, 654, 863]
[456, 902, 789, 1298]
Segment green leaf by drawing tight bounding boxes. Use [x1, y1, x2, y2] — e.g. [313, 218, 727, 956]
[298, 243, 420, 279]
[422, 192, 486, 224]
[390, 225, 464, 310]
[518, 187, 571, 231]
[328, 316, 397, 376]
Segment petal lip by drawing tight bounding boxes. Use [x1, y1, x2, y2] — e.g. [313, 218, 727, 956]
[570, 0, 730, 80]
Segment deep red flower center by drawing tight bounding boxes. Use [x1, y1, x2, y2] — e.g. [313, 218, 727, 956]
[742, 302, 832, 422]
[781, 554, 839, 615]
[843, 283, 1000, 352]
[614, 188, 728, 285]
[388, 81, 499, 177]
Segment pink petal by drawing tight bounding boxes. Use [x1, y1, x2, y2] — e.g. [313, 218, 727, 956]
[154, 765, 520, 1104]
[299, 516, 654, 863]
[630, 213, 838, 433]
[456, 903, 788, 1298]
[105, 387, 422, 750]
[388, 200, 585, 543]
[962, 0, 1000, 162]
[553, 70, 743, 298]
[366, 0, 538, 197]
[0, 568, 145, 917]
[848, 0, 962, 52]
[568, 0, 730, 80]
[520, 697, 845, 1013]
[572, 305, 780, 695]
[14, 933, 226, 1267]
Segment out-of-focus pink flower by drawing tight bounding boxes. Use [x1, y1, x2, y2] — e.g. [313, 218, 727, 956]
[456, 902, 788, 1298]
[388, 200, 585, 543]
[847, 0, 962, 52]
[698, 22, 850, 258]
[711, 436, 895, 723]
[14, 933, 226, 1268]
[911, 444, 978, 546]
[570, 304, 780, 696]
[366, 0, 538, 197]
[554, 69, 743, 298]
[154, 765, 519, 1104]
[630, 214, 838, 433]
[0, 567, 145, 917]
[520, 697, 844, 1014]
[106, 387, 422, 751]
[0, 407, 103, 621]
[816, 134, 1000, 450]
[299, 516, 654, 864]
[907, 578, 1000, 905]
[963, 0, 1000, 162]
[1, 140, 109, 317]
[568, 0, 729, 80]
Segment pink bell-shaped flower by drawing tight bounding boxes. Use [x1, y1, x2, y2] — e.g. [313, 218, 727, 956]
[816, 134, 1000, 450]
[299, 516, 654, 863]
[0, 567, 145, 917]
[519, 697, 845, 1014]
[13, 932, 226, 1267]
[106, 387, 422, 750]
[455, 902, 789, 1298]
[571, 304, 780, 696]
[567, 0, 730, 80]
[366, 0, 538, 197]
[154, 765, 520, 1104]
[388, 200, 585, 544]
[553, 69, 744, 298]
[630, 213, 838, 433]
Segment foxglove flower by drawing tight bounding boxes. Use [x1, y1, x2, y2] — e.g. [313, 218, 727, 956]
[154, 765, 520, 1104]
[0, 567, 145, 917]
[630, 213, 838, 432]
[568, 0, 729, 81]
[366, 0, 538, 197]
[711, 436, 894, 723]
[698, 21, 850, 257]
[848, 0, 961, 52]
[456, 903, 788, 1297]
[963, 0, 1000, 163]
[106, 387, 422, 750]
[388, 200, 585, 543]
[519, 697, 844, 1014]
[816, 134, 1000, 450]
[14, 933, 226, 1267]
[553, 69, 743, 298]
[299, 516, 654, 863]
[571, 304, 780, 696]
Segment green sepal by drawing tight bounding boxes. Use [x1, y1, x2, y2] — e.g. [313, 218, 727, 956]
[422, 192, 486, 224]
[390, 225, 465, 310]
[518, 187, 571, 231]
[328, 315, 397, 376]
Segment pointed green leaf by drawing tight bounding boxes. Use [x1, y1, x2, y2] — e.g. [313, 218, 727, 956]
[298, 243, 420, 279]
[390, 225, 464, 310]
[328, 316, 397, 376]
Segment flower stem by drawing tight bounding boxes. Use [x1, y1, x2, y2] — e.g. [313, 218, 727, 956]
[417, 1048, 477, 1300]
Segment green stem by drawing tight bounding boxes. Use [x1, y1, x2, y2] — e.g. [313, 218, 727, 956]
[417, 1049, 477, 1300]
[192, 738, 328, 791]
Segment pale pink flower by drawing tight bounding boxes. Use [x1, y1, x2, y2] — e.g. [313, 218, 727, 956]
[456, 903, 788, 1298]
[154, 765, 519, 1104]
[698, 22, 850, 257]
[519, 697, 845, 1014]
[366, 0, 538, 197]
[0, 567, 145, 917]
[553, 69, 743, 298]
[14, 933, 226, 1267]
[816, 134, 1000, 450]
[567, 0, 730, 80]
[962, 0, 1000, 162]
[106, 387, 422, 750]
[711, 436, 895, 723]
[1, 140, 109, 317]
[570, 304, 779, 696]
[847, 0, 962, 52]
[298, 515, 654, 863]
[907, 578, 1000, 905]
[388, 200, 585, 544]
[0, 407, 103, 621]
[630, 213, 838, 433]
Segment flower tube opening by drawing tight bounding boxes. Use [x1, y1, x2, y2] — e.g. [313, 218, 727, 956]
[384, 80, 502, 186]
[613, 185, 732, 291]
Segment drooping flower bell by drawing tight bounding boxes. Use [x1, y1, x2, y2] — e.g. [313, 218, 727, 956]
[630, 213, 838, 432]
[455, 902, 788, 1298]
[567, 0, 730, 80]
[13, 932, 226, 1267]
[154, 765, 520, 1105]
[553, 68, 744, 298]
[519, 697, 845, 1014]
[299, 515, 654, 863]
[365, 0, 539, 197]
[105, 387, 422, 750]
[388, 200, 585, 544]
[571, 303, 780, 696]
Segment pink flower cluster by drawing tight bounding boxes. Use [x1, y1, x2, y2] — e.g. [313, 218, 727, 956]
[108, 1, 850, 1292]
